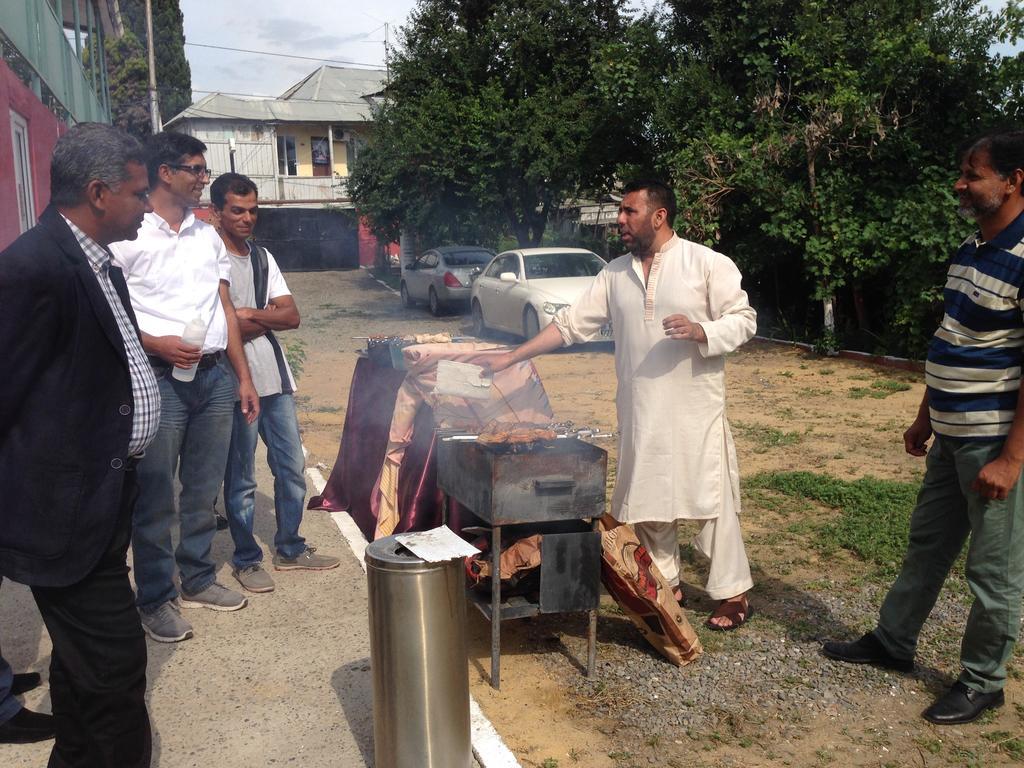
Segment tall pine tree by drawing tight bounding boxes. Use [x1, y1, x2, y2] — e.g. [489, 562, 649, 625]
[117, 0, 193, 124]
[105, 30, 150, 138]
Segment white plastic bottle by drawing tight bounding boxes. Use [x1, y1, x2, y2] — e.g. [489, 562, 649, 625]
[172, 313, 209, 382]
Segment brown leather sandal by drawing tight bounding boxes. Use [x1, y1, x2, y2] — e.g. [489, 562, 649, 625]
[706, 596, 753, 631]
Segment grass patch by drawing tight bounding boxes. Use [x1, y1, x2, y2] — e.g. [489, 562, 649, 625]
[849, 379, 913, 399]
[745, 471, 920, 575]
[309, 306, 372, 325]
[282, 338, 307, 380]
[797, 386, 833, 397]
[732, 421, 803, 453]
[983, 731, 1024, 760]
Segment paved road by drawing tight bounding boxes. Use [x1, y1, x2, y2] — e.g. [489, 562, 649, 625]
[1, 472, 373, 767]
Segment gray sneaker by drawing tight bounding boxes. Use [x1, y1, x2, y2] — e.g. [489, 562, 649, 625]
[140, 601, 194, 643]
[272, 546, 341, 571]
[179, 581, 248, 611]
[232, 564, 275, 593]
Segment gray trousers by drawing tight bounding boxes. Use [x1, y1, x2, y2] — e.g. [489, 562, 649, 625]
[875, 436, 1024, 693]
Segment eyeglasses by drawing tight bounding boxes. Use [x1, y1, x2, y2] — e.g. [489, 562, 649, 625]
[167, 164, 212, 178]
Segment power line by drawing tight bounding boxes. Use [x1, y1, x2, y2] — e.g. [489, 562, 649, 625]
[184, 41, 385, 70]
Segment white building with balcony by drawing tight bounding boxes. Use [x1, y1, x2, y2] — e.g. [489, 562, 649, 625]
[165, 65, 385, 208]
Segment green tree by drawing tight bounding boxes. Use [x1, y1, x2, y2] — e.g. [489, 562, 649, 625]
[118, 0, 193, 123]
[350, 0, 633, 248]
[660, 0, 1020, 356]
[104, 30, 150, 138]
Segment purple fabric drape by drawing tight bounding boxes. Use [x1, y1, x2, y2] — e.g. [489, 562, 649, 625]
[307, 356, 478, 540]
[307, 357, 406, 540]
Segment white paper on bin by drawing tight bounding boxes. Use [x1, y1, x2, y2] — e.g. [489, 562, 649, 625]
[394, 526, 481, 562]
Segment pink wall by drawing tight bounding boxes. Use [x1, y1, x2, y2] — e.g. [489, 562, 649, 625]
[0, 60, 67, 249]
[358, 217, 398, 267]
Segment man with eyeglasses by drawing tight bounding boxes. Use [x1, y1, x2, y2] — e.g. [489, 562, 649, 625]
[110, 132, 259, 643]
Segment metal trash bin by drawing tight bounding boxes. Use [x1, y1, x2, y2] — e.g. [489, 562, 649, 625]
[366, 535, 471, 768]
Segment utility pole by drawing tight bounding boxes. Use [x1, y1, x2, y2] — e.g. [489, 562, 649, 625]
[145, 0, 161, 134]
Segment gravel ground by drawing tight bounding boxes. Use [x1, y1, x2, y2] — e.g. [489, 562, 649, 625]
[515, 561, 1024, 765]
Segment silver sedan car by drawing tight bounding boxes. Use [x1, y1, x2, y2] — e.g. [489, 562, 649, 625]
[470, 247, 612, 340]
[400, 246, 496, 316]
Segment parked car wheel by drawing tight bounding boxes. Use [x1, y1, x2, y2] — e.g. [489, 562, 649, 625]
[471, 301, 488, 338]
[400, 281, 414, 308]
[523, 306, 540, 340]
[428, 287, 443, 316]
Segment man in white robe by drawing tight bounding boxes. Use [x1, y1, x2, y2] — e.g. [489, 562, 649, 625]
[484, 180, 757, 630]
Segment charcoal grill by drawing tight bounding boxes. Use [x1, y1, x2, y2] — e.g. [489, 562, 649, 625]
[364, 337, 414, 369]
[437, 431, 607, 689]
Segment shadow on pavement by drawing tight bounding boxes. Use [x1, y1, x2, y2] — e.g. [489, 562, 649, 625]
[333, 657, 374, 766]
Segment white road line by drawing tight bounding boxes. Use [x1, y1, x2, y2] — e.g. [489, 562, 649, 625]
[305, 464, 522, 768]
[360, 265, 400, 295]
[470, 699, 523, 767]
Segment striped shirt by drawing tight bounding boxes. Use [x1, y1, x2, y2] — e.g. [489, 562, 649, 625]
[63, 216, 161, 456]
[926, 211, 1024, 440]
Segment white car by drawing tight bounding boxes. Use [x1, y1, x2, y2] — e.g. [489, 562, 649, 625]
[470, 247, 612, 340]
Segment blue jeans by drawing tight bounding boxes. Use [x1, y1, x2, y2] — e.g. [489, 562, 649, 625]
[0, 651, 20, 725]
[132, 361, 236, 611]
[223, 392, 307, 568]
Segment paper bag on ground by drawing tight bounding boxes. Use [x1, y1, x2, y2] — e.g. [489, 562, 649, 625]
[598, 514, 702, 666]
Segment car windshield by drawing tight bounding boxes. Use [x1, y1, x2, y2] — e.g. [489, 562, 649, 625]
[445, 250, 494, 267]
[523, 252, 605, 279]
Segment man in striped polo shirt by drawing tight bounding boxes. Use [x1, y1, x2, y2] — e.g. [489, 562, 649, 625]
[823, 129, 1024, 725]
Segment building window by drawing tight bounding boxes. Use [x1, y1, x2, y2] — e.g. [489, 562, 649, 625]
[10, 111, 34, 234]
[277, 135, 297, 176]
[311, 136, 330, 177]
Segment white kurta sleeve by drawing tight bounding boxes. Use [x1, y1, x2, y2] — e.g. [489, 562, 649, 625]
[552, 267, 612, 345]
[697, 252, 756, 358]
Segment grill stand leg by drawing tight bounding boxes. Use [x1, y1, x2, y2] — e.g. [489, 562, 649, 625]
[587, 609, 597, 677]
[587, 516, 599, 677]
[491, 524, 501, 689]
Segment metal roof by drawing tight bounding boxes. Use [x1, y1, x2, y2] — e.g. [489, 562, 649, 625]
[165, 66, 386, 127]
[278, 65, 386, 101]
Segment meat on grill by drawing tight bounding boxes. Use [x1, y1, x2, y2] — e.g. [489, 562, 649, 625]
[476, 422, 557, 445]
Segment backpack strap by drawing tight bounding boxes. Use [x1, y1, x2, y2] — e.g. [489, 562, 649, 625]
[248, 244, 294, 394]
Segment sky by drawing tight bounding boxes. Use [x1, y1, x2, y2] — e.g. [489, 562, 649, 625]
[178, 0, 1018, 102]
[178, 0, 417, 99]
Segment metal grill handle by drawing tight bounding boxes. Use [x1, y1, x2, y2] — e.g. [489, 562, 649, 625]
[534, 476, 576, 494]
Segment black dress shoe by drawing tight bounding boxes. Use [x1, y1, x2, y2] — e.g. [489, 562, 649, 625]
[922, 681, 1004, 725]
[821, 631, 914, 672]
[11, 672, 42, 696]
[0, 707, 55, 744]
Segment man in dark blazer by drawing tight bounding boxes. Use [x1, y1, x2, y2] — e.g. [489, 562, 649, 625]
[0, 123, 159, 767]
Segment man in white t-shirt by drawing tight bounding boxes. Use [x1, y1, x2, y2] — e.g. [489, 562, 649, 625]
[110, 133, 260, 643]
[210, 173, 340, 593]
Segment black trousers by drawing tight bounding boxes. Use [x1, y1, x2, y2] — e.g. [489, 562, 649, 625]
[31, 471, 151, 768]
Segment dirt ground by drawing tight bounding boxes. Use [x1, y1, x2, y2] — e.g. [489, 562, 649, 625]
[285, 269, 1023, 768]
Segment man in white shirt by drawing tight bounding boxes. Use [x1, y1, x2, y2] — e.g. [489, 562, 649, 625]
[209, 173, 339, 592]
[110, 133, 260, 643]
[482, 180, 757, 631]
